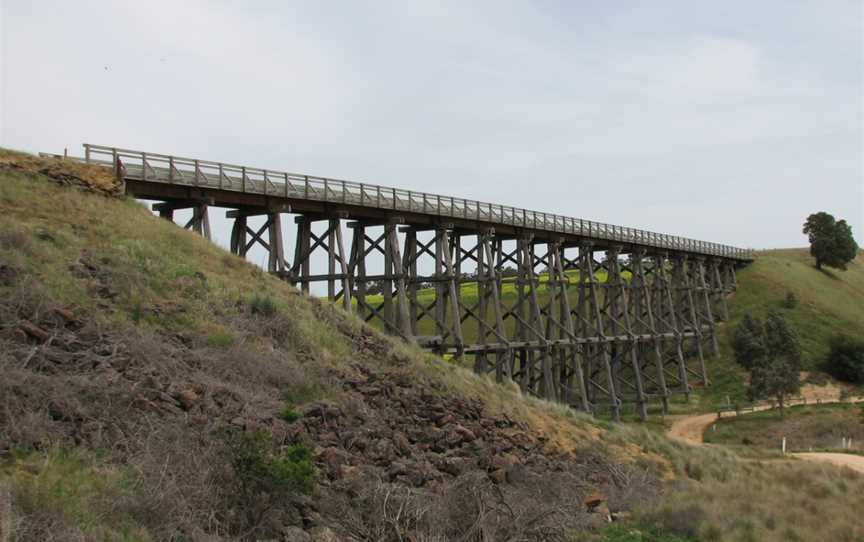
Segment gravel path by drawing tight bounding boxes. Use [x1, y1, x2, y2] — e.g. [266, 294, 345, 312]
[666, 389, 864, 473]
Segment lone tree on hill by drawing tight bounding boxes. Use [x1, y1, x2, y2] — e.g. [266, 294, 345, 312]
[734, 311, 802, 417]
[802, 212, 859, 270]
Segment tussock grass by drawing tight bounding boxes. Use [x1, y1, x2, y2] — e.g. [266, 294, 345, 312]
[1, 449, 148, 541]
[638, 459, 864, 541]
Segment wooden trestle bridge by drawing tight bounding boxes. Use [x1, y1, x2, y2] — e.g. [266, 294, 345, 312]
[59, 144, 754, 420]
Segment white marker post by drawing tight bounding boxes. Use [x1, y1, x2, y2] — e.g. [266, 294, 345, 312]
[782, 437, 786, 455]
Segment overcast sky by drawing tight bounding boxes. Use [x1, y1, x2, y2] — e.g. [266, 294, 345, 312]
[1, 0, 862, 251]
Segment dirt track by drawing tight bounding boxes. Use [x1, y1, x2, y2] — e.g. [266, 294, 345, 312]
[666, 386, 864, 473]
[790, 453, 864, 474]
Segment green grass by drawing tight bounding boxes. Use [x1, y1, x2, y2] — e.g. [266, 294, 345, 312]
[704, 402, 864, 452]
[1, 449, 149, 541]
[601, 525, 696, 542]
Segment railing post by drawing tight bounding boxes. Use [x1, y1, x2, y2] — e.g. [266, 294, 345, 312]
[142, 152, 147, 180]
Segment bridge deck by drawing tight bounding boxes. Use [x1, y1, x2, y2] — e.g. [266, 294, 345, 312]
[76, 144, 752, 261]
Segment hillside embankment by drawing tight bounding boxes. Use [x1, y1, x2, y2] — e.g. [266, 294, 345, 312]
[1, 150, 863, 542]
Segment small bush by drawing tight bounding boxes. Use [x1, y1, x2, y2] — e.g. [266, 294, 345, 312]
[206, 330, 235, 348]
[222, 431, 315, 536]
[282, 383, 326, 405]
[249, 294, 278, 317]
[226, 431, 314, 496]
[782, 291, 798, 309]
[279, 406, 301, 423]
[825, 334, 864, 384]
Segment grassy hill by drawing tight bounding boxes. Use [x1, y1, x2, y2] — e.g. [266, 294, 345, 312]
[1, 150, 863, 541]
[726, 248, 864, 364]
[699, 247, 864, 409]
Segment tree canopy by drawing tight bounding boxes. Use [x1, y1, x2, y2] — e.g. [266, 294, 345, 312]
[731, 314, 766, 369]
[802, 212, 859, 270]
[733, 311, 801, 416]
[825, 334, 864, 384]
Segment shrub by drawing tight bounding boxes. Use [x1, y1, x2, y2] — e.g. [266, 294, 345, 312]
[282, 383, 326, 405]
[206, 330, 235, 348]
[279, 406, 301, 423]
[825, 334, 864, 384]
[782, 291, 798, 309]
[226, 431, 314, 496]
[249, 294, 278, 317]
[222, 431, 314, 535]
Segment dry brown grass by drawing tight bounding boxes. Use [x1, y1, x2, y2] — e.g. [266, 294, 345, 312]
[0, 150, 122, 196]
[640, 459, 864, 541]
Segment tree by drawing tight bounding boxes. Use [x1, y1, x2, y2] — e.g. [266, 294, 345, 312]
[825, 334, 864, 384]
[744, 311, 802, 417]
[731, 314, 766, 369]
[802, 212, 859, 270]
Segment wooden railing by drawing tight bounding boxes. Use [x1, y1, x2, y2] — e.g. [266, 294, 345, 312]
[78, 144, 754, 260]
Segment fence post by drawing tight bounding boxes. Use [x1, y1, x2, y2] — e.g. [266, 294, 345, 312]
[782, 437, 786, 454]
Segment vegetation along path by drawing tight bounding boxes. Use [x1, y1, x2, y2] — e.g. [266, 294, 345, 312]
[667, 387, 864, 474]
